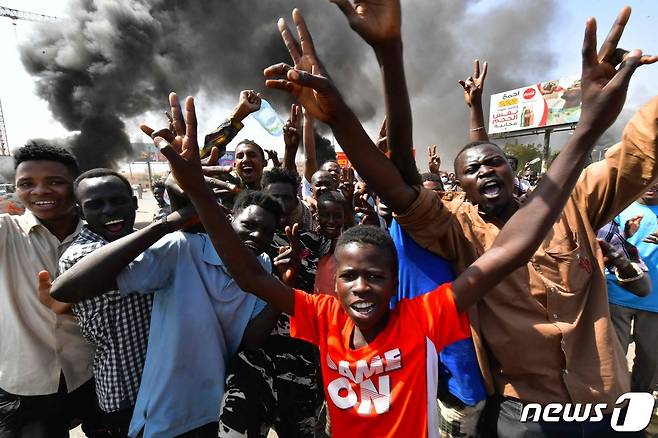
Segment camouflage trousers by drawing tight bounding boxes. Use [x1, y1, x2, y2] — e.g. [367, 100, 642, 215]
[218, 333, 324, 438]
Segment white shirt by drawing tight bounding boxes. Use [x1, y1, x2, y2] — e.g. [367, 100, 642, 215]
[0, 211, 95, 395]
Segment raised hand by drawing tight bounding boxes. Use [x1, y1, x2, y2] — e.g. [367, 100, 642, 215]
[353, 180, 371, 209]
[266, 149, 282, 168]
[264, 9, 345, 124]
[231, 90, 262, 122]
[283, 104, 302, 151]
[141, 92, 187, 153]
[579, 7, 658, 133]
[155, 94, 207, 197]
[427, 145, 441, 175]
[330, 0, 401, 48]
[643, 231, 658, 245]
[624, 214, 643, 238]
[273, 223, 301, 285]
[458, 59, 488, 108]
[339, 166, 356, 202]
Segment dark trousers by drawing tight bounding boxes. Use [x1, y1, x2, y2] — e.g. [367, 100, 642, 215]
[88, 407, 134, 437]
[135, 422, 218, 438]
[610, 303, 658, 393]
[0, 377, 98, 438]
[479, 396, 646, 438]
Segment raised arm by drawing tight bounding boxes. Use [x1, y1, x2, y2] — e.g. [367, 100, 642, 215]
[302, 111, 318, 183]
[282, 104, 302, 173]
[458, 59, 490, 142]
[156, 95, 295, 315]
[264, 9, 417, 213]
[331, 0, 420, 185]
[50, 207, 196, 303]
[451, 7, 655, 312]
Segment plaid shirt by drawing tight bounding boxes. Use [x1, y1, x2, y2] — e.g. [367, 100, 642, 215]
[59, 226, 153, 412]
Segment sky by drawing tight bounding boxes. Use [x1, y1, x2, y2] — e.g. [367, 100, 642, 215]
[0, 0, 656, 166]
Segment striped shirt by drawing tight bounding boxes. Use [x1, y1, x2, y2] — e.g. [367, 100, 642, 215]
[59, 226, 152, 412]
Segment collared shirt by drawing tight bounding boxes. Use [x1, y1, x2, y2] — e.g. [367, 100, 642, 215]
[61, 226, 153, 412]
[116, 231, 267, 438]
[0, 211, 94, 396]
[395, 97, 658, 406]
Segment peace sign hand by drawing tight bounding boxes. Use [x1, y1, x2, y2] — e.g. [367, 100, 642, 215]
[154, 94, 207, 198]
[273, 223, 302, 285]
[428, 145, 441, 175]
[458, 59, 488, 108]
[579, 7, 657, 135]
[264, 9, 347, 124]
[283, 104, 302, 151]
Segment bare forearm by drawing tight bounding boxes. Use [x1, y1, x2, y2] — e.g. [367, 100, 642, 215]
[188, 187, 294, 314]
[51, 222, 169, 303]
[618, 274, 651, 297]
[241, 305, 281, 351]
[469, 98, 489, 142]
[283, 147, 297, 173]
[375, 40, 421, 186]
[328, 104, 416, 213]
[496, 126, 598, 261]
[303, 115, 317, 182]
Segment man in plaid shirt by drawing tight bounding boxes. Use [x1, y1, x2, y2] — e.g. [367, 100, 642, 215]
[42, 168, 152, 436]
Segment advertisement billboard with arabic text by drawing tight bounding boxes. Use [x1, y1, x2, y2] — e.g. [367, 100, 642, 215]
[488, 77, 581, 135]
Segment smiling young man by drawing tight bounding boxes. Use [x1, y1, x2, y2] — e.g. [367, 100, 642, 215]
[234, 140, 267, 190]
[0, 142, 96, 437]
[40, 168, 153, 436]
[218, 171, 346, 437]
[48, 186, 280, 438]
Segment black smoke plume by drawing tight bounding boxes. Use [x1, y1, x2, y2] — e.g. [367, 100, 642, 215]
[20, 0, 558, 171]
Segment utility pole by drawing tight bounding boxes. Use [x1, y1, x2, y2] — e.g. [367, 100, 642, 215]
[1, 5, 61, 155]
[0, 99, 9, 156]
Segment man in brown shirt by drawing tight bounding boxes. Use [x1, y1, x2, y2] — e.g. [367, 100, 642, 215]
[396, 95, 658, 406]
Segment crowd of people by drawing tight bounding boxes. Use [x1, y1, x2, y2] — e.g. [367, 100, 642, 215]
[1, 1, 658, 437]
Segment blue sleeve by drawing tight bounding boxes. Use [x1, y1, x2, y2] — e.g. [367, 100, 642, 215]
[249, 298, 267, 320]
[116, 233, 181, 295]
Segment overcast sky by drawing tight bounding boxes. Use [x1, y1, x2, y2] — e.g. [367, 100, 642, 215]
[1, 0, 656, 163]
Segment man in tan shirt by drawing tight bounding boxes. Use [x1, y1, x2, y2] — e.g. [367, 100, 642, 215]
[0, 143, 96, 437]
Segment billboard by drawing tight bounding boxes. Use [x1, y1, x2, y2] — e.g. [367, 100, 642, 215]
[489, 77, 581, 135]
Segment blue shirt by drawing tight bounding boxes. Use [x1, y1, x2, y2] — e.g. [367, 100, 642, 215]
[389, 220, 486, 405]
[607, 202, 658, 312]
[117, 232, 267, 438]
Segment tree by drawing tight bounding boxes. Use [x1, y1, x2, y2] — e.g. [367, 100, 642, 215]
[502, 141, 542, 172]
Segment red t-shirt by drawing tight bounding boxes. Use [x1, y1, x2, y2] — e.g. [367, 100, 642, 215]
[290, 282, 470, 438]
